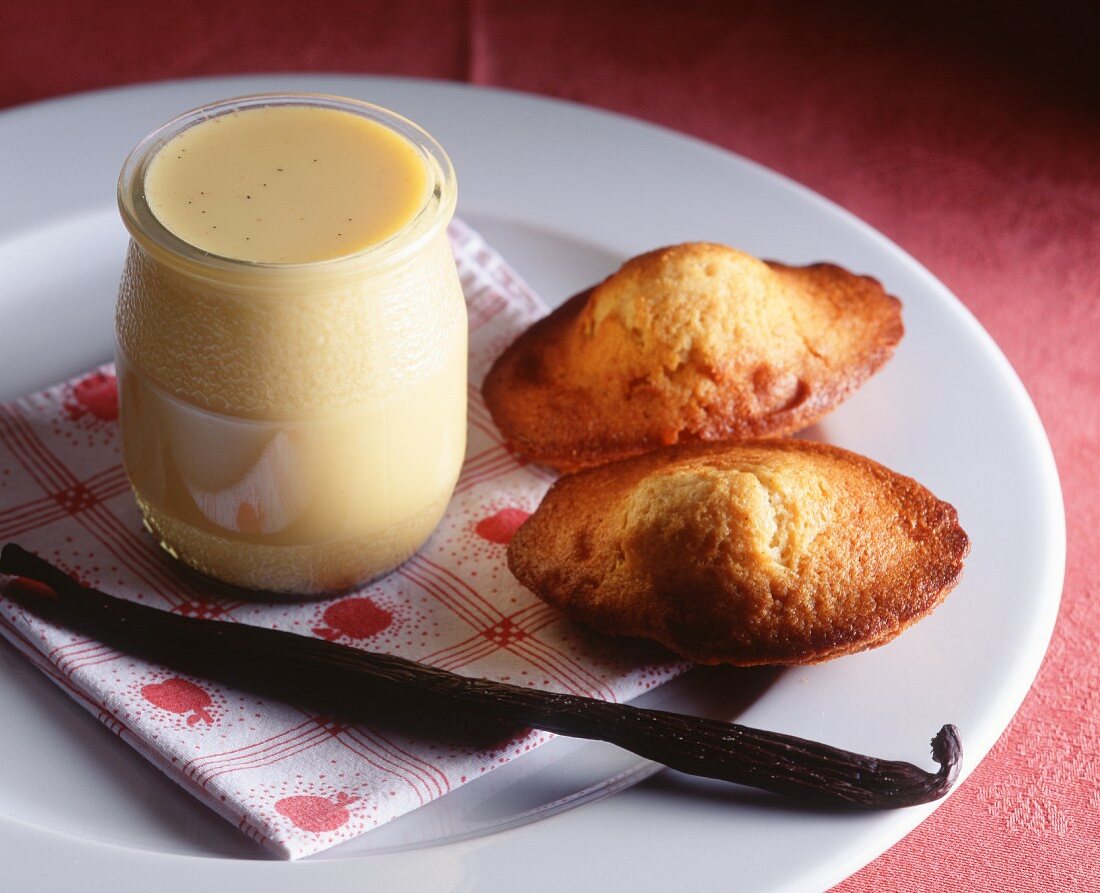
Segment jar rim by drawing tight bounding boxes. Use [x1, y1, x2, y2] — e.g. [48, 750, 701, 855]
[117, 92, 456, 280]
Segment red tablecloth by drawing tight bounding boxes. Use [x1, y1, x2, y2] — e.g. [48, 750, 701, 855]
[2, 1, 1097, 888]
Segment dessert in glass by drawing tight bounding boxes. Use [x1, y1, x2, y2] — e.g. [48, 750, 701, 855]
[115, 94, 466, 594]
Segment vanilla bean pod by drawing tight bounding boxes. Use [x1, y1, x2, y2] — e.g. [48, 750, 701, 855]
[0, 542, 960, 808]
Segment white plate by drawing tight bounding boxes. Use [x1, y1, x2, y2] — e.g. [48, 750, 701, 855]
[0, 75, 1064, 892]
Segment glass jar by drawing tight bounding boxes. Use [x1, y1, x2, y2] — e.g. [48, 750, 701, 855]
[115, 94, 466, 595]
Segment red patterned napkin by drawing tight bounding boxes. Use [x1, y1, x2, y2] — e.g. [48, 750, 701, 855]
[0, 220, 683, 859]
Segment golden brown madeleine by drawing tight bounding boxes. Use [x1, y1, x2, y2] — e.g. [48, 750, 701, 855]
[507, 440, 968, 666]
[483, 244, 903, 472]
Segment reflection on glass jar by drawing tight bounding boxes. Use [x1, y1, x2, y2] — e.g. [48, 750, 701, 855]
[115, 94, 466, 594]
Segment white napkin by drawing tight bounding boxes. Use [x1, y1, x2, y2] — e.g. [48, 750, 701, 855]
[0, 220, 682, 859]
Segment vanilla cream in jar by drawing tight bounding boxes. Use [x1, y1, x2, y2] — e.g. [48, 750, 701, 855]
[116, 94, 466, 594]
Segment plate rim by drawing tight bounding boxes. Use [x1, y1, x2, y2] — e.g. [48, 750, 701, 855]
[0, 73, 1066, 893]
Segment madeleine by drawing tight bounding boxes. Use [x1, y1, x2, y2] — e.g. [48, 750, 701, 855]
[484, 243, 903, 472]
[507, 440, 967, 666]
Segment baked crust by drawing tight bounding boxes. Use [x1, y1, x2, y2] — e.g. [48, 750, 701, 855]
[507, 439, 968, 666]
[484, 243, 903, 472]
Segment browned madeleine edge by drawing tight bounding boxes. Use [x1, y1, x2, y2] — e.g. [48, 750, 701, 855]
[482, 258, 904, 473]
[506, 439, 968, 666]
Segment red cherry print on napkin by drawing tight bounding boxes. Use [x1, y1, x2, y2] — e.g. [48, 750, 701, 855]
[312, 597, 393, 641]
[475, 508, 531, 545]
[141, 677, 216, 726]
[65, 372, 119, 422]
[276, 792, 359, 832]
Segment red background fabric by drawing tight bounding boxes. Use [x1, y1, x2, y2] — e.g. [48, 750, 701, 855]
[1, 0, 1097, 887]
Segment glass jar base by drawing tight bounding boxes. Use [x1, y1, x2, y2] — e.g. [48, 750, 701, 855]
[134, 491, 451, 597]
